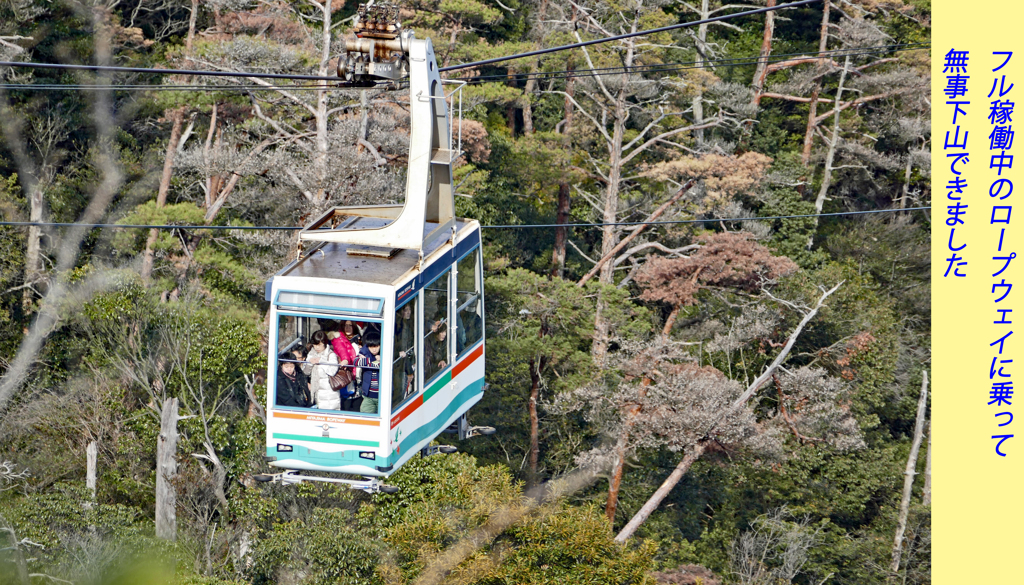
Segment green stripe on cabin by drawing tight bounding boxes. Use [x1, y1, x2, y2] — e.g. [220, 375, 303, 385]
[423, 371, 452, 402]
[272, 433, 380, 447]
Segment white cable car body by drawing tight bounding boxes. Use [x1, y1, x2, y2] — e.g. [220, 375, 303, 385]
[259, 14, 489, 491]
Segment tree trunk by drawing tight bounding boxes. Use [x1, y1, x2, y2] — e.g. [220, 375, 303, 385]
[800, 0, 830, 167]
[313, 0, 333, 203]
[899, 150, 913, 211]
[614, 442, 707, 542]
[156, 397, 179, 541]
[551, 67, 575, 279]
[186, 0, 198, 53]
[578, 179, 696, 287]
[807, 54, 849, 249]
[692, 0, 710, 146]
[22, 184, 44, 310]
[86, 440, 97, 501]
[889, 370, 929, 579]
[922, 418, 931, 506]
[551, 184, 571, 278]
[592, 36, 637, 366]
[750, 0, 776, 111]
[522, 76, 536, 135]
[527, 356, 544, 487]
[142, 108, 185, 281]
[605, 377, 651, 522]
[358, 89, 369, 144]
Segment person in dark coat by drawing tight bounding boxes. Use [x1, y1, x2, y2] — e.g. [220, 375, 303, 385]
[276, 353, 311, 408]
[358, 332, 382, 414]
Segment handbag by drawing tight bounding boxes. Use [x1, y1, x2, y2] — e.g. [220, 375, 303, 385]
[329, 366, 354, 391]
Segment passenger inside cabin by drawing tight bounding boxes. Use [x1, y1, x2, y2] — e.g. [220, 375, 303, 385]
[394, 304, 415, 400]
[358, 332, 382, 414]
[330, 322, 361, 411]
[425, 320, 448, 378]
[276, 352, 311, 408]
[458, 299, 482, 354]
[304, 330, 341, 410]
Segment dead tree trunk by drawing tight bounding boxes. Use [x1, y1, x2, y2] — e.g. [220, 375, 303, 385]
[899, 150, 913, 211]
[800, 0, 831, 167]
[922, 418, 931, 506]
[142, 108, 185, 281]
[156, 397, 179, 541]
[22, 183, 45, 310]
[614, 282, 843, 542]
[889, 370, 929, 579]
[692, 0, 710, 146]
[577, 180, 696, 287]
[750, 0, 777, 111]
[86, 440, 97, 501]
[807, 54, 849, 249]
[614, 442, 708, 542]
[590, 35, 638, 367]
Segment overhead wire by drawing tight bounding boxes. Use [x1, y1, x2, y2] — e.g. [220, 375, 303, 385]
[0, 59, 342, 82]
[439, 0, 823, 72]
[0, 207, 931, 232]
[0, 43, 929, 92]
[0, 0, 823, 85]
[460, 43, 930, 84]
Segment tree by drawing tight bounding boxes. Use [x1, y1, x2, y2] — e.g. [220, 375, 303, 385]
[636, 230, 797, 337]
[758, 13, 927, 242]
[486, 269, 646, 485]
[730, 507, 826, 585]
[613, 280, 854, 542]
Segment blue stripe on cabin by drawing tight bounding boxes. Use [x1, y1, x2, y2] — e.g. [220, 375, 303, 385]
[395, 231, 480, 307]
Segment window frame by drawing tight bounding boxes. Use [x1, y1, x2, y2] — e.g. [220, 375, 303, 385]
[271, 310, 384, 418]
[420, 267, 452, 386]
[390, 295, 421, 411]
[454, 246, 483, 359]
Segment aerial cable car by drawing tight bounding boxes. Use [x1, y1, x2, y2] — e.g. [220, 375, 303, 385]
[256, 3, 493, 493]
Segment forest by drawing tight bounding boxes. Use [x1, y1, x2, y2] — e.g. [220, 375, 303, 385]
[0, 0, 932, 583]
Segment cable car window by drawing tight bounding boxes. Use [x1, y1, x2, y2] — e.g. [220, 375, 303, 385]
[456, 247, 482, 357]
[274, 315, 378, 415]
[274, 291, 384, 317]
[423, 269, 451, 383]
[392, 296, 419, 405]
[277, 314, 301, 353]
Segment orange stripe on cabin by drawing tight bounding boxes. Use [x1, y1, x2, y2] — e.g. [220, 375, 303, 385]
[389, 342, 484, 430]
[391, 395, 423, 429]
[452, 344, 483, 378]
[273, 411, 381, 426]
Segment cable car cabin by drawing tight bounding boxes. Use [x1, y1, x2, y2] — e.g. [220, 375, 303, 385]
[256, 7, 492, 492]
[264, 217, 486, 485]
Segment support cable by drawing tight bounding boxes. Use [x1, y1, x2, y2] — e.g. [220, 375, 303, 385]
[0, 207, 930, 231]
[439, 0, 823, 72]
[0, 43, 928, 92]
[1, 0, 822, 82]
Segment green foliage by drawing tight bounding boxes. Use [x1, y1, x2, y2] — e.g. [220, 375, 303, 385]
[473, 505, 657, 585]
[248, 507, 385, 585]
[0, 2, 933, 583]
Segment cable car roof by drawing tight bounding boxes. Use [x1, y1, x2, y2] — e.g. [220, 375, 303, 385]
[280, 216, 478, 286]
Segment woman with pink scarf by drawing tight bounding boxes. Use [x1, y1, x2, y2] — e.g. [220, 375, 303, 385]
[329, 321, 362, 411]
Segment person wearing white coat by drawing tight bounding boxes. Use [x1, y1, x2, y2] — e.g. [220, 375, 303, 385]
[302, 330, 341, 410]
